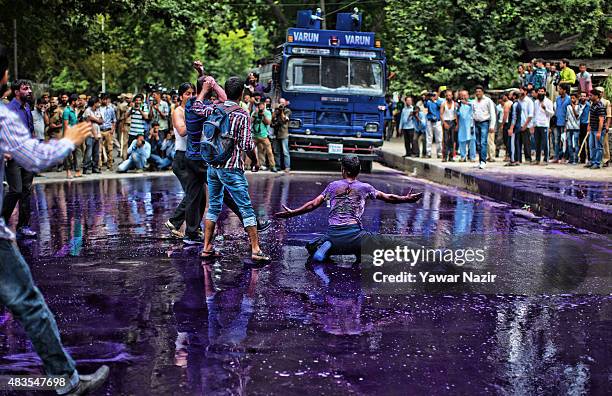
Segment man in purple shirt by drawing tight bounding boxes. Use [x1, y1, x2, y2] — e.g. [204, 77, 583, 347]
[3, 79, 37, 238]
[0, 45, 109, 395]
[275, 155, 423, 261]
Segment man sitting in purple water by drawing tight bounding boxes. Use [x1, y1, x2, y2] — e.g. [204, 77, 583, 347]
[275, 155, 423, 260]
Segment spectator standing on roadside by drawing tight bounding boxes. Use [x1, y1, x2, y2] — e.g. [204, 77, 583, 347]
[82, 96, 103, 174]
[399, 96, 416, 157]
[47, 97, 63, 141]
[252, 100, 276, 172]
[425, 91, 443, 158]
[150, 90, 170, 137]
[506, 89, 522, 166]
[559, 58, 576, 85]
[117, 94, 133, 159]
[383, 94, 394, 141]
[518, 86, 534, 163]
[32, 98, 48, 142]
[457, 90, 476, 162]
[502, 93, 513, 161]
[532, 59, 548, 90]
[272, 98, 291, 172]
[595, 87, 611, 167]
[577, 91, 591, 164]
[552, 84, 571, 163]
[533, 87, 554, 165]
[128, 94, 149, 147]
[99, 94, 116, 170]
[586, 89, 606, 169]
[577, 63, 592, 95]
[439, 89, 457, 162]
[472, 86, 496, 169]
[565, 92, 581, 164]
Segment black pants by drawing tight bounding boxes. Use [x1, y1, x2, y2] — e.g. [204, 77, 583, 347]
[2, 160, 33, 229]
[402, 129, 416, 156]
[384, 120, 393, 141]
[169, 151, 189, 229]
[502, 122, 510, 157]
[83, 137, 100, 172]
[443, 121, 456, 160]
[534, 127, 548, 162]
[521, 129, 532, 162]
[183, 159, 246, 238]
[579, 123, 589, 163]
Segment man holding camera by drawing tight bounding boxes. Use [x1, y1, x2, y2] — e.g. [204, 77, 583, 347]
[252, 100, 276, 172]
[150, 90, 170, 137]
[127, 94, 149, 149]
[272, 98, 291, 172]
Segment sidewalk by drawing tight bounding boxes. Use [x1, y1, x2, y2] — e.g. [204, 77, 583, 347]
[378, 137, 611, 233]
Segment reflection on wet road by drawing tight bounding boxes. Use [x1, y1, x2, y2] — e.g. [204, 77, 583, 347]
[0, 168, 610, 395]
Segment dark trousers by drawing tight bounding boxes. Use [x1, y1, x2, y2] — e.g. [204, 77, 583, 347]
[534, 127, 549, 162]
[579, 123, 589, 163]
[502, 122, 510, 157]
[443, 120, 456, 160]
[2, 160, 33, 228]
[402, 129, 416, 156]
[0, 239, 76, 376]
[169, 151, 188, 229]
[384, 120, 393, 141]
[183, 159, 247, 237]
[521, 129, 532, 162]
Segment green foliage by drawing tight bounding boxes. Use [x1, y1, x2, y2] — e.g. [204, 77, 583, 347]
[50, 67, 88, 93]
[384, 0, 610, 93]
[1, 0, 609, 94]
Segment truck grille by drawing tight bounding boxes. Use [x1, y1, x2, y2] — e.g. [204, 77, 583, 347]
[353, 114, 379, 125]
[291, 110, 315, 125]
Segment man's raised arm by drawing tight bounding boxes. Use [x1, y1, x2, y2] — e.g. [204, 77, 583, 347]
[274, 195, 326, 218]
[376, 190, 423, 204]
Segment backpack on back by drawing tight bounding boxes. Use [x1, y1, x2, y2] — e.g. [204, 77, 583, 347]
[200, 104, 242, 166]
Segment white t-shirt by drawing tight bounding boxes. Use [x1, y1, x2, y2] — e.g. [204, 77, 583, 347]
[442, 101, 456, 121]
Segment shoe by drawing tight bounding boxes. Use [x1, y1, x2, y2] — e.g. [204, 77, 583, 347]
[136, 169, 144, 173]
[257, 219, 272, 233]
[85, 170, 92, 175]
[284, 168, 291, 174]
[592, 164, 601, 169]
[164, 220, 184, 239]
[604, 162, 609, 168]
[271, 167, 278, 173]
[583, 164, 592, 168]
[260, 166, 268, 171]
[183, 235, 204, 245]
[16, 226, 37, 238]
[442, 158, 447, 162]
[489, 158, 496, 162]
[479, 162, 486, 169]
[92, 169, 102, 174]
[65, 365, 110, 396]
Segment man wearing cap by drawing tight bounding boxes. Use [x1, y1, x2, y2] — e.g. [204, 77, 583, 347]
[117, 93, 133, 159]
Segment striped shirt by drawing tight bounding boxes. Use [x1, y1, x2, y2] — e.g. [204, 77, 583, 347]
[129, 103, 149, 136]
[0, 103, 74, 240]
[191, 100, 254, 170]
[589, 100, 606, 132]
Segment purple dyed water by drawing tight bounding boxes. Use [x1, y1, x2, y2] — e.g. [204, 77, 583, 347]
[0, 169, 610, 395]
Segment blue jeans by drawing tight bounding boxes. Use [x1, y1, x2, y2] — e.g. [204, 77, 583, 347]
[589, 129, 606, 166]
[117, 152, 147, 172]
[459, 139, 476, 160]
[534, 127, 549, 162]
[553, 126, 565, 160]
[149, 154, 172, 170]
[474, 121, 489, 163]
[83, 136, 100, 172]
[0, 240, 78, 383]
[206, 167, 257, 228]
[566, 129, 579, 164]
[273, 138, 291, 170]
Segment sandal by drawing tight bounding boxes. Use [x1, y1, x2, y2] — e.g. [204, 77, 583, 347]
[200, 250, 222, 259]
[251, 251, 270, 261]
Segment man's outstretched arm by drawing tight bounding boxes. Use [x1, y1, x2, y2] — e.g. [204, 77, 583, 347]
[275, 195, 326, 218]
[376, 191, 423, 204]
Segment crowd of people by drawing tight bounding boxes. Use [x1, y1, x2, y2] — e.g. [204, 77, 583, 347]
[384, 59, 611, 170]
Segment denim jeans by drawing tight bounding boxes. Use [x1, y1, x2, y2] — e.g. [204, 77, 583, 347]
[206, 167, 256, 227]
[273, 138, 291, 170]
[566, 129, 579, 164]
[149, 154, 172, 170]
[83, 136, 100, 172]
[117, 152, 147, 172]
[553, 126, 565, 160]
[474, 121, 489, 163]
[589, 129, 606, 167]
[0, 240, 77, 380]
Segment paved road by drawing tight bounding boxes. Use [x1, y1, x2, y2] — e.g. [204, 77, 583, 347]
[0, 165, 609, 395]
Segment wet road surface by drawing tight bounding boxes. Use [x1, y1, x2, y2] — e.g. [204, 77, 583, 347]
[0, 166, 610, 395]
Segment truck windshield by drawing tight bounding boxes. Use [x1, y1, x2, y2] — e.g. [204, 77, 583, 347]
[285, 56, 383, 96]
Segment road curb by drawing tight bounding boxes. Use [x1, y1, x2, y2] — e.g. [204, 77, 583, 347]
[377, 150, 611, 234]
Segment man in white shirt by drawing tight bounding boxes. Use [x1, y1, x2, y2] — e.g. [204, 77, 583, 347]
[472, 85, 496, 169]
[533, 87, 554, 164]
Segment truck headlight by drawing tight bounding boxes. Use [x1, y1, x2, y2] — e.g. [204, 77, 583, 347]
[289, 119, 301, 129]
[365, 123, 378, 132]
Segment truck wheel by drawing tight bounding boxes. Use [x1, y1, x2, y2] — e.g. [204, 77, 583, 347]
[362, 161, 373, 173]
